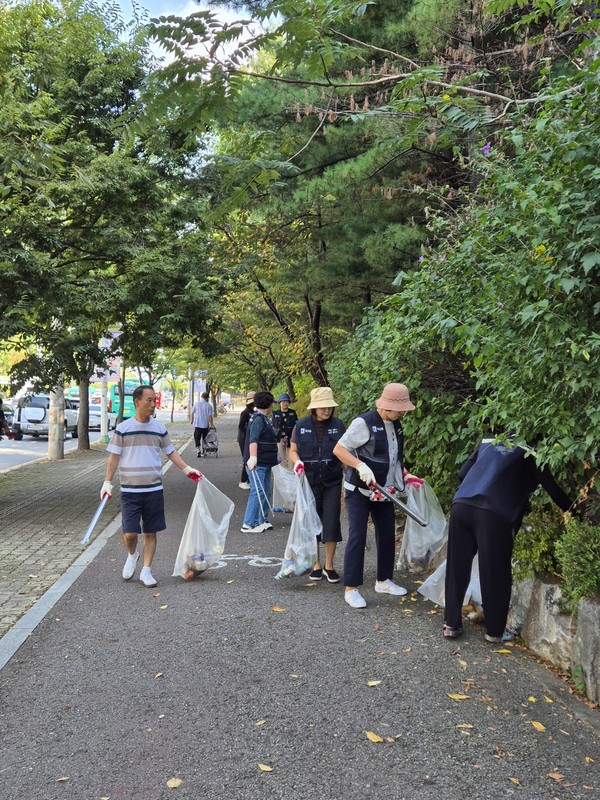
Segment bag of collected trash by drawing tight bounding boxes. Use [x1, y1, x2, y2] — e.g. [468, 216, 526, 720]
[275, 475, 320, 579]
[397, 481, 447, 571]
[272, 464, 297, 511]
[417, 556, 482, 607]
[173, 477, 234, 580]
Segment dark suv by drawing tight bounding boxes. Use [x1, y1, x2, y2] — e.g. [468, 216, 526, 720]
[12, 395, 79, 440]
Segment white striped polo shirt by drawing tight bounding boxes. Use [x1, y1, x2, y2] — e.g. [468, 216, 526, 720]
[107, 417, 175, 493]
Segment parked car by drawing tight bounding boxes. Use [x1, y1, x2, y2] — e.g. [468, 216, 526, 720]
[88, 402, 117, 431]
[12, 395, 79, 440]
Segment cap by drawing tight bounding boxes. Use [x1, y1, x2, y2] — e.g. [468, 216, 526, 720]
[278, 393, 291, 402]
[245, 391, 256, 404]
[307, 387, 338, 410]
[375, 383, 415, 412]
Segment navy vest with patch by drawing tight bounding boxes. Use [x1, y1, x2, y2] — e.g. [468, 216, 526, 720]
[345, 409, 404, 489]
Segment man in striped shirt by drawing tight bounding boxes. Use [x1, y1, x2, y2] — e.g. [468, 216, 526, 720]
[101, 385, 202, 587]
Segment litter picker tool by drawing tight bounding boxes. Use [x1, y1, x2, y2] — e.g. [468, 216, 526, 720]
[374, 483, 428, 527]
[81, 495, 109, 545]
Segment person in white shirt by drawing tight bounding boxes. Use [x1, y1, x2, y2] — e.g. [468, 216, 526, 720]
[101, 385, 202, 587]
[190, 391, 214, 457]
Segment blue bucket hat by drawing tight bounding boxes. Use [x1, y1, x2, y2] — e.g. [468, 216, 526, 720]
[278, 393, 291, 402]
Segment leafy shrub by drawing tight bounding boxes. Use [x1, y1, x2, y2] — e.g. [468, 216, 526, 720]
[555, 518, 600, 614]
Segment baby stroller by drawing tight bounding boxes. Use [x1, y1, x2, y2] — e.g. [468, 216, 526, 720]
[203, 428, 219, 457]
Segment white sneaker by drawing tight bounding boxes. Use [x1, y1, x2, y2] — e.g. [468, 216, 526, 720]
[261, 522, 273, 531]
[122, 551, 139, 580]
[345, 589, 367, 608]
[238, 482, 251, 490]
[139, 567, 157, 587]
[240, 523, 264, 533]
[375, 579, 407, 596]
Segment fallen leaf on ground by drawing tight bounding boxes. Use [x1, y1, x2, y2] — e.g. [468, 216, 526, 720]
[55, 777, 71, 782]
[155, 672, 163, 679]
[584, 756, 594, 764]
[366, 680, 382, 687]
[374, 623, 382, 631]
[494, 648, 512, 654]
[290, 674, 299, 678]
[386, 736, 395, 743]
[160, 604, 168, 610]
[304, 582, 317, 587]
[458, 659, 468, 670]
[547, 772, 565, 782]
[447, 693, 470, 700]
[255, 720, 266, 726]
[508, 777, 520, 785]
[258, 763, 273, 772]
[456, 724, 474, 729]
[365, 731, 384, 743]
[531, 721, 546, 732]
[403, 647, 412, 653]
[528, 696, 536, 702]
[153, 592, 160, 597]
[167, 777, 183, 788]
[271, 606, 285, 612]
[227, 580, 234, 584]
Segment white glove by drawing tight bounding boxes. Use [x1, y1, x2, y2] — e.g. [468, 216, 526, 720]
[293, 460, 305, 476]
[356, 462, 376, 488]
[246, 455, 258, 471]
[183, 466, 203, 482]
[101, 481, 113, 500]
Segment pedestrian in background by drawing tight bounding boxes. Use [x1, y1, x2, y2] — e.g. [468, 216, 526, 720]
[290, 387, 345, 583]
[190, 391, 214, 457]
[101, 385, 202, 587]
[241, 391, 278, 533]
[333, 383, 423, 609]
[0, 397, 14, 439]
[272, 393, 298, 471]
[443, 437, 575, 643]
[237, 391, 255, 489]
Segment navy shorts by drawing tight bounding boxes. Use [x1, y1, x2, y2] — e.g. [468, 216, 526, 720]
[121, 490, 166, 534]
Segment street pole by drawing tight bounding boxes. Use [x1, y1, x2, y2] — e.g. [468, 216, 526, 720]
[100, 381, 109, 443]
[48, 383, 65, 460]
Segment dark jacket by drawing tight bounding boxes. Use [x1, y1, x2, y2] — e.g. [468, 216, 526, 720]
[454, 440, 573, 530]
[345, 409, 404, 490]
[294, 415, 345, 488]
[272, 408, 298, 443]
[237, 405, 254, 447]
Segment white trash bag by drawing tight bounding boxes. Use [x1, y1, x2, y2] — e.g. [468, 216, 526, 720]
[173, 477, 234, 581]
[417, 555, 482, 608]
[272, 464, 297, 511]
[397, 481, 447, 572]
[275, 475, 320, 579]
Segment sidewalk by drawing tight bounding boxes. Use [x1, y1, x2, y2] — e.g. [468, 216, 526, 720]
[0, 415, 598, 800]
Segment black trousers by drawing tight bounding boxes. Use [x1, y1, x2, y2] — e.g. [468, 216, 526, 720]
[238, 439, 248, 483]
[343, 490, 396, 587]
[194, 426, 209, 449]
[444, 502, 514, 638]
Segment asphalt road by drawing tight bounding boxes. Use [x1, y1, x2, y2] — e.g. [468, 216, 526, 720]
[0, 415, 598, 800]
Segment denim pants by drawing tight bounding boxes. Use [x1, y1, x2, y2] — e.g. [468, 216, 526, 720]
[243, 467, 272, 526]
[343, 489, 396, 587]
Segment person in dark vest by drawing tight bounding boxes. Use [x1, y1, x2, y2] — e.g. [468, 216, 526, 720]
[241, 391, 278, 533]
[289, 387, 346, 583]
[272, 393, 298, 471]
[333, 383, 422, 609]
[237, 391, 256, 489]
[443, 437, 575, 643]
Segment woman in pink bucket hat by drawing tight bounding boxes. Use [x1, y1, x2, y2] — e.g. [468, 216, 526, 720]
[333, 383, 423, 608]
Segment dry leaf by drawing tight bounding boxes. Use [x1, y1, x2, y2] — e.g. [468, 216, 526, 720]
[366, 731, 384, 743]
[167, 777, 183, 788]
[304, 582, 317, 587]
[258, 763, 273, 772]
[584, 756, 594, 764]
[544, 696, 554, 703]
[508, 777, 520, 785]
[55, 777, 71, 782]
[447, 693, 470, 700]
[160, 604, 168, 610]
[494, 648, 512, 654]
[290, 674, 299, 678]
[531, 721, 546, 732]
[271, 606, 285, 612]
[386, 736, 395, 743]
[547, 772, 565, 782]
[227, 580, 234, 584]
[374, 623, 382, 631]
[528, 696, 536, 702]
[255, 720, 266, 726]
[366, 680, 382, 687]
[456, 724, 474, 729]
[155, 672, 163, 679]
[458, 659, 468, 670]
[403, 647, 412, 653]
[153, 592, 160, 597]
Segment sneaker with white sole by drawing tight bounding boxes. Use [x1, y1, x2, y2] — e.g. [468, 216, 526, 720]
[345, 589, 367, 608]
[261, 522, 273, 531]
[139, 566, 157, 588]
[240, 523, 264, 533]
[375, 579, 407, 596]
[238, 482, 251, 490]
[122, 551, 139, 580]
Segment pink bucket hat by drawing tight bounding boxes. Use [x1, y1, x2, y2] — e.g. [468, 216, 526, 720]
[375, 383, 415, 412]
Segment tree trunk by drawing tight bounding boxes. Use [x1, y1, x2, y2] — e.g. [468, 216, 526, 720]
[48, 383, 65, 461]
[77, 376, 91, 451]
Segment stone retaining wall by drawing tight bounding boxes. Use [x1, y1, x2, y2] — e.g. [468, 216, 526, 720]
[509, 577, 600, 704]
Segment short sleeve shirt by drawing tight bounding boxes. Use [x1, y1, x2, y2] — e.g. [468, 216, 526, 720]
[337, 416, 404, 494]
[107, 417, 175, 493]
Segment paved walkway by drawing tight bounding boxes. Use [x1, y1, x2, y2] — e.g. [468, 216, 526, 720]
[0, 415, 598, 800]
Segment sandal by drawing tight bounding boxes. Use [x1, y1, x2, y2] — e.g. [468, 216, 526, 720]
[485, 627, 517, 643]
[443, 624, 463, 639]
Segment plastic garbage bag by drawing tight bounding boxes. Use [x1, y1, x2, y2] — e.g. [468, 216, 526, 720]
[417, 556, 482, 607]
[173, 477, 234, 580]
[275, 475, 321, 579]
[272, 464, 297, 511]
[397, 481, 447, 571]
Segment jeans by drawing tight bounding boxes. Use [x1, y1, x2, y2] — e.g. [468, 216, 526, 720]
[243, 467, 272, 526]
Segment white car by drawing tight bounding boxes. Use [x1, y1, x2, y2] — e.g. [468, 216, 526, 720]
[88, 402, 117, 431]
[12, 395, 79, 440]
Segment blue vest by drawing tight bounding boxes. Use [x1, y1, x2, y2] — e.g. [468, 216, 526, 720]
[295, 416, 345, 488]
[345, 409, 404, 489]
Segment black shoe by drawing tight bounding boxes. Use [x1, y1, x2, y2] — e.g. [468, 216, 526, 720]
[309, 568, 323, 581]
[323, 567, 340, 583]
